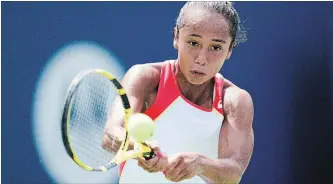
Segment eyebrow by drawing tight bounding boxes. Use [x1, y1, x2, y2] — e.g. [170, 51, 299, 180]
[189, 34, 226, 43]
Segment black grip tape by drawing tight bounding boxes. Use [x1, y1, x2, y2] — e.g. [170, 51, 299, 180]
[142, 150, 156, 160]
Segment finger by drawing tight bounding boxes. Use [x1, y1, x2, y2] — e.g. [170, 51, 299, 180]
[138, 160, 159, 173]
[138, 156, 166, 173]
[160, 153, 167, 175]
[172, 169, 188, 182]
[165, 160, 185, 180]
[155, 154, 169, 171]
[165, 155, 183, 174]
[148, 140, 159, 147]
[175, 164, 198, 182]
[146, 156, 160, 168]
[138, 160, 146, 168]
[156, 151, 163, 159]
[138, 162, 158, 173]
[147, 155, 168, 172]
[138, 158, 150, 168]
[138, 160, 153, 172]
[140, 155, 160, 169]
[145, 167, 160, 173]
[181, 173, 192, 181]
[145, 140, 161, 153]
[165, 169, 184, 182]
[136, 154, 145, 161]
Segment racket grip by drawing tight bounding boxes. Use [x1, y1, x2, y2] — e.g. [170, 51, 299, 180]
[143, 151, 167, 174]
[155, 152, 167, 174]
[142, 150, 156, 160]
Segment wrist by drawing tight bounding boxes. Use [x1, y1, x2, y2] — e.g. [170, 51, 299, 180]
[195, 153, 206, 175]
[128, 137, 136, 150]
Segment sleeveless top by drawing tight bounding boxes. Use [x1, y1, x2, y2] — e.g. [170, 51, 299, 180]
[119, 61, 225, 183]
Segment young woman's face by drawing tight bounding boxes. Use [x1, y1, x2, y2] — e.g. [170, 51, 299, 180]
[175, 8, 233, 84]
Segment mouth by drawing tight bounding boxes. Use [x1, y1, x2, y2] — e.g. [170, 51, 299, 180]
[190, 70, 207, 77]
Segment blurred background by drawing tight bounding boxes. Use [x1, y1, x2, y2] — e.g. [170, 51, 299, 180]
[2, 1, 333, 184]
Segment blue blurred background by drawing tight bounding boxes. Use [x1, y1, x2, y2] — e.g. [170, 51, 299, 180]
[2, 2, 333, 184]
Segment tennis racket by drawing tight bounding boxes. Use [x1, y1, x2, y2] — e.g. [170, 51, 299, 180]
[61, 69, 155, 172]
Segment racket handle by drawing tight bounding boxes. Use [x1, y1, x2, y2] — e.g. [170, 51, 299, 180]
[143, 151, 167, 174]
[142, 150, 156, 160]
[154, 152, 167, 174]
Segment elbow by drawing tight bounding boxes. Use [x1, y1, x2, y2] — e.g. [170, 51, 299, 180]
[101, 133, 109, 151]
[218, 163, 243, 184]
[230, 166, 243, 183]
[102, 127, 125, 152]
[102, 127, 113, 152]
[225, 167, 243, 183]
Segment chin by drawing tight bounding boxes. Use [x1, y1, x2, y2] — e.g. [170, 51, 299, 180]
[186, 76, 208, 85]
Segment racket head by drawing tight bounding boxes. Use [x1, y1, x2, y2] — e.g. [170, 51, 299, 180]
[61, 69, 132, 171]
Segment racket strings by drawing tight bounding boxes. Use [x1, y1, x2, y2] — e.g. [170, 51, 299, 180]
[69, 74, 118, 168]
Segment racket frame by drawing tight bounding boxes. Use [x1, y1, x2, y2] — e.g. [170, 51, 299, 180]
[61, 69, 152, 172]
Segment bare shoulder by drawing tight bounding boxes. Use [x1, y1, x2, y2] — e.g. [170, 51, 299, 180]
[125, 61, 163, 81]
[121, 61, 167, 93]
[135, 61, 164, 74]
[223, 79, 253, 107]
[223, 78, 254, 129]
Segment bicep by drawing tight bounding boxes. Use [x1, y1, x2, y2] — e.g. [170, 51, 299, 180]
[105, 64, 158, 129]
[218, 89, 254, 172]
[219, 119, 254, 170]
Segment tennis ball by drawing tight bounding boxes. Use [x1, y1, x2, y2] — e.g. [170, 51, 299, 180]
[127, 113, 155, 142]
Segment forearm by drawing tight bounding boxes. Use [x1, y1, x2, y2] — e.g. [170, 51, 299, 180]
[198, 154, 242, 184]
[103, 96, 139, 152]
[102, 126, 135, 152]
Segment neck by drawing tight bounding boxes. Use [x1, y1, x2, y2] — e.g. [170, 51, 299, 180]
[174, 61, 214, 103]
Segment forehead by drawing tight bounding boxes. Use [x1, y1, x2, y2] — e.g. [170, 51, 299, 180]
[180, 7, 230, 39]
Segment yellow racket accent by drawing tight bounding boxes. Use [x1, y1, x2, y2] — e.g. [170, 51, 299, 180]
[95, 69, 115, 80]
[61, 69, 155, 172]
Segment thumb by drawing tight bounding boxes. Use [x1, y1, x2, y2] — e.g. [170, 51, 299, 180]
[145, 140, 161, 152]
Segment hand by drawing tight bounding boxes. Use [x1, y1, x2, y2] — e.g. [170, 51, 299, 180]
[164, 152, 203, 182]
[137, 141, 168, 173]
[102, 126, 126, 153]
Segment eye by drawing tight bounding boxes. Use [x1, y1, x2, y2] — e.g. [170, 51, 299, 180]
[188, 41, 199, 47]
[211, 45, 222, 51]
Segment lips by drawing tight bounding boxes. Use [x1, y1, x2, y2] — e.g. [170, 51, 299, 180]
[190, 70, 206, 77]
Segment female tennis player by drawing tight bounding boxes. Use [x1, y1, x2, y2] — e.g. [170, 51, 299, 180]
[102, 1, 254, 183]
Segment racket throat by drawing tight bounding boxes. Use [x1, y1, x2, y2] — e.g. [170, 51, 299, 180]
[112, 150, 143, 164]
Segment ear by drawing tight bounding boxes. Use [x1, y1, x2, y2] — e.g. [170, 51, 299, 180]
[226, 42, 235, 60]
[226, 48, 233, 60]
[173, 27, 178, 50]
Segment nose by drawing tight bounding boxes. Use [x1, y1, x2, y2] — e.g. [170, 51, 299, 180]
[194, 48, 208, 66]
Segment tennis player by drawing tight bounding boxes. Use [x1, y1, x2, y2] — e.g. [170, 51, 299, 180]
[102, 1, 254, 183]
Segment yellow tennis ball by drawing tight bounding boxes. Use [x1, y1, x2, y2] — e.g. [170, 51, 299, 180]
[127, 113, 155, 142]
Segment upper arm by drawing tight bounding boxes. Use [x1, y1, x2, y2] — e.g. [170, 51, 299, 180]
[218, 87, 254, 173]
[105, 64, 160, 130]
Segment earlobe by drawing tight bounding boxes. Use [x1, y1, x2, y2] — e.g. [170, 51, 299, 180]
[173, 40, 178, 50]
[173, 27, 178, 50]
[226, 42, 235, 60]
[226, 49, 233, 60]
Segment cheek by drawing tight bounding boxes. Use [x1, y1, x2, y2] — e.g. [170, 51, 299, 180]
[178, 46, 195, 67]
[179, 45, 191, 59]
[214, 63, 223, 73]
[208, 54, 226, 73]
